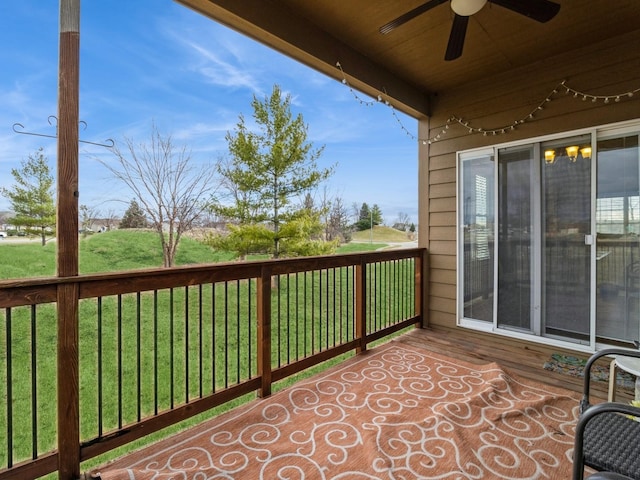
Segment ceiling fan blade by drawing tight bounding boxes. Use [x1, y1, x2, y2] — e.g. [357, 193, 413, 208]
[379, 0, 448, 34]
[490, 0, 560, 22]
[445, 14, 469, 61]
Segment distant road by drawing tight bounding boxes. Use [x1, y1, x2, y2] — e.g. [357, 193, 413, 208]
[0, 236, 45, 244]
[375, 240, 418, 250]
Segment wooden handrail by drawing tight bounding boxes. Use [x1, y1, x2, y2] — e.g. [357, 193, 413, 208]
[0, 248, 427, 480]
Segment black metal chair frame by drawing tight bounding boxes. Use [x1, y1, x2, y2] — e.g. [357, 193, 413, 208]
[573, 348, 640, 480]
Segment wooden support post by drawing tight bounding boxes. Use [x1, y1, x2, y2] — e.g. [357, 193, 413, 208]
[57, 0, 80, 276]
[355, 260, 367, 353]
[257, 267, 272, 398]
[57, 283, 80, 480]
[56, 1, 81, 479]
[415, 249, 428, 329]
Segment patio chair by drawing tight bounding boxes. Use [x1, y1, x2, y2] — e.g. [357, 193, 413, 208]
[573, 348, 640, 480]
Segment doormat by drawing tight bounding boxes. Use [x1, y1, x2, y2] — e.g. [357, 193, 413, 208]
[543, 353, 635, 390]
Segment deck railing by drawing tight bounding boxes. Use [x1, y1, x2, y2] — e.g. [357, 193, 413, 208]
[0, 248, 426, 479]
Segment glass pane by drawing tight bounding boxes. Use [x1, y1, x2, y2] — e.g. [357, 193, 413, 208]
[497, 147, 533, 331]
[541, 135, 591, 342]
[462, 154, 495, 321]
[596, 135, 640, 345]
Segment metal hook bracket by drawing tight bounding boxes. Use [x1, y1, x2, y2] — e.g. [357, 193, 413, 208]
[12, 117, 114, 148]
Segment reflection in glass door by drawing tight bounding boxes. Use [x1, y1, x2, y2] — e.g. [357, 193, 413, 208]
[497, 146, 534, 332]
[541, 136, 592, 343]
[596, 135, 640, 345]
[461, 153, 495, 322]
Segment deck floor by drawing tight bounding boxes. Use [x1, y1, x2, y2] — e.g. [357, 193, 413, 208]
[392, 326, 633, 402]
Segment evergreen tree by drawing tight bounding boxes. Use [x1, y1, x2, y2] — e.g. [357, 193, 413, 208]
[119, 200, 148, 229]
[212, 85, 335, 258]
[1, 147, 55, 245]
[354, 202, 383, 231]
[355, 202, 372, 231]
[371, 204, 383, 226]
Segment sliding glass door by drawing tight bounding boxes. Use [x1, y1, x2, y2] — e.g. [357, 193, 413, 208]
[541, 135, 592, 342]
[596, 134, 640, 345]
[495, 137, 592, 342]
[460, 124, 640, 348]
[496, 146, 535, 332]
[461, 135, 594, 345]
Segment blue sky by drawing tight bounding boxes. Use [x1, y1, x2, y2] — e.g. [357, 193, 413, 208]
[0, 1, 418, 225]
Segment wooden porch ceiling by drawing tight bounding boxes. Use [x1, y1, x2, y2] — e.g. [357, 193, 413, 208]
[175, 0, 640, 118]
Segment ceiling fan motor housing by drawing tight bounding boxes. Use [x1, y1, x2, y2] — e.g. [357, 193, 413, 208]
[380, 0, 560, 61]
[451, 0, 488, 16]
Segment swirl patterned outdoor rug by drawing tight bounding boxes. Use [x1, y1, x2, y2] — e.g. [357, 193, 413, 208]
[95, 343, 580, 480]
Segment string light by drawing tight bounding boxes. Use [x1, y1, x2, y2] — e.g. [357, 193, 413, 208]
[562, 81, 638, 105]
[336, 62, 640, 145]
[335, 62, 377, 107]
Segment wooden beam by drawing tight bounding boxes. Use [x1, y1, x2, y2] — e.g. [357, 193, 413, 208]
[57, 0, 80, 277]
[175, 0, 430, 118]
[56, 0, 81, 479]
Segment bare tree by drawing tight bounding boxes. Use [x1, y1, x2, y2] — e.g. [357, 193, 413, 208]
[79, 204, 98, 236]
[103, 124, 219, 267]
[319, 187, 350, 243]
[103, 207, 120, 231]
[328, 195, 351, 242]
[351, 202, 360, 226]
[393, 212, 411, 231]
[0, 211, 10, 228]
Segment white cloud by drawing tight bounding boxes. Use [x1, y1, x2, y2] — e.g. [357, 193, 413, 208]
[169, 33, 264, 95]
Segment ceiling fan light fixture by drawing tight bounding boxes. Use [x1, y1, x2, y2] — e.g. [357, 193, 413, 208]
[451, 0, 487, 16]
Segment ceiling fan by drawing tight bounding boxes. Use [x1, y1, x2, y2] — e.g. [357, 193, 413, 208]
[379, 0, 561, 61]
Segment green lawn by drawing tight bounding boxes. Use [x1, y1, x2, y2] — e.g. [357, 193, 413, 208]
[351, 225, 414, 243]
[0, 229, 388, 279]
[0, 230, 404, 476]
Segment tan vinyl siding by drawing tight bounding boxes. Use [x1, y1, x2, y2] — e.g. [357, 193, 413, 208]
[420, 29, 640, 332]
